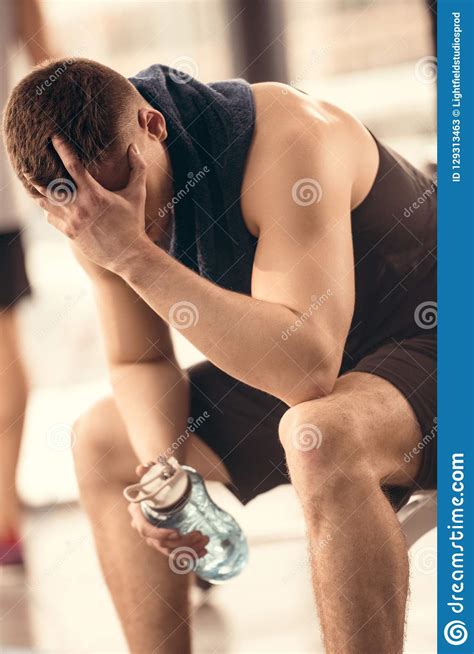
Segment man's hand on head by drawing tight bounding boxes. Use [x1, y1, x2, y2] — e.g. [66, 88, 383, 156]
[28, 136, 149, 273]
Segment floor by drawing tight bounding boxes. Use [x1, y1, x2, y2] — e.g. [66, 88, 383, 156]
[1, 483, 436, 653]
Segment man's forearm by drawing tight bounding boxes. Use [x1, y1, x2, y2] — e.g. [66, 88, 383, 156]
[117, 240, 336, 406]
[110, 358, 190, 463]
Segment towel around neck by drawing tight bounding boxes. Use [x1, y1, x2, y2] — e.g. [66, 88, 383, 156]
[129, 64, 257, 294]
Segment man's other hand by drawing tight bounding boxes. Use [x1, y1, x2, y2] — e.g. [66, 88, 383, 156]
[128, 462, 209, 562]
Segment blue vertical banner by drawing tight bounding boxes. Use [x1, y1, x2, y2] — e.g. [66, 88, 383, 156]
[438, 0, 474, 652]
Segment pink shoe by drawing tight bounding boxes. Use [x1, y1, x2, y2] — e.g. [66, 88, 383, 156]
[0, 532, 24, 566]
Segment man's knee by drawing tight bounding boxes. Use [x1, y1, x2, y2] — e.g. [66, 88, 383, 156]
[72, 397, 123, 484]
[278, 395, 374, 506]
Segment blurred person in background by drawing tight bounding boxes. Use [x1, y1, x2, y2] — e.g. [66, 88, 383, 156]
[0, 0, 54, 565]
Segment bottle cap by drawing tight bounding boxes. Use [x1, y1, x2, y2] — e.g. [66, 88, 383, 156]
[123, 456, 189, 509]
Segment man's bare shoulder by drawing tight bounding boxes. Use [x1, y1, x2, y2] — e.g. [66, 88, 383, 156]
[241, 83, 378, 233]
[249, 82, 365, 150]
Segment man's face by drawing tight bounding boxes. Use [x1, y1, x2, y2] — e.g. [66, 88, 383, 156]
[93, 108, 173, 246]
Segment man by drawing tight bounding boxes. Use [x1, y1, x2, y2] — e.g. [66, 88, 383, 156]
[0, 0, 54, 566]
[3, 58, 436, 654]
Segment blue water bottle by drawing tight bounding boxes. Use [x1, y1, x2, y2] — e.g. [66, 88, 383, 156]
[123, 456, 248, 583]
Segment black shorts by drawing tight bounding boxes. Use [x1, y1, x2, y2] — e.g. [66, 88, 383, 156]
[0, 231, 31, 308]
[188, 333, 437, 512]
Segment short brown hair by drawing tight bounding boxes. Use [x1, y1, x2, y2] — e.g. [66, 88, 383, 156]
[3, 58, 138, 194]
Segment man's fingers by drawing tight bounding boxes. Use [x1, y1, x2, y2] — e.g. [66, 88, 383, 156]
[129, 512, 208, 549]
[162, 533, 209, 549]
[25, 176, 70, 212]
[130, 514, 180, 541]
[139, 526, 209, 559]
[168, 541, 208, 559]
[124, 143, 147, 196]
[51, 135, 99, 190]
[145, 539, 170, 556]
[139, 525, 180, 541]
[128, 502, 209, 558]
[135, 461, 155, 477]
[36, 195, 68, 217]
[186, 531, 208, 544]
[163, 533, 209, 554]
[46, 212, 69, 237]
[23, 175, 48, 198]
[145, 540, 208, 559]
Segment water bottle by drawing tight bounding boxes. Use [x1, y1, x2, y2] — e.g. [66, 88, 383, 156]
[123, 456, 248, 584]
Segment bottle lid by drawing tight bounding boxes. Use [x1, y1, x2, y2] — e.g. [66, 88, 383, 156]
[123, 456, 189, 509]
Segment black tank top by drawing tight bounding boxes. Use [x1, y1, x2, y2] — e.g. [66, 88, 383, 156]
[344, 135, 436, 366]
[129, 66, 436, 367]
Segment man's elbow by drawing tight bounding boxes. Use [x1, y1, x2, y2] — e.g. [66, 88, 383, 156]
[279, 364, 339, 407]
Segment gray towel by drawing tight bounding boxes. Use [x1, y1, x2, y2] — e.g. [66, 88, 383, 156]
[129, 64, 257, 294]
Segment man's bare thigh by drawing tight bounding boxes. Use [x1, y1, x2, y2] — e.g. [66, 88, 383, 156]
[327, 371, 424, 487]
[184, 359, 433, 505]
